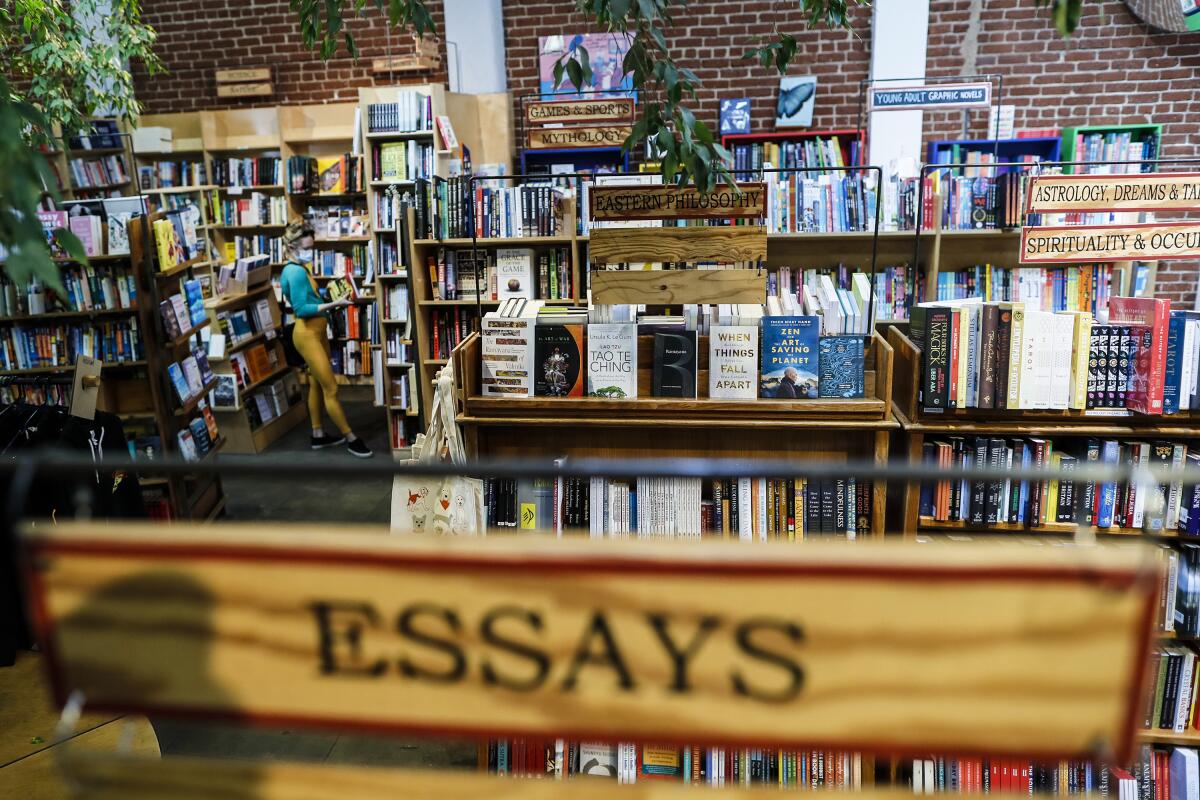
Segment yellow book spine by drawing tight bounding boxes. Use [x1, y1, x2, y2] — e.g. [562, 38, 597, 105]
[1069, 312, 1092, 410]
[1047, 452, 1061, 524]
[956, 307, 970, 406]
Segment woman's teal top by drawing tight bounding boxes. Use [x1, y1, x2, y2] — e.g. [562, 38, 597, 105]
[279, 261, 324, 319]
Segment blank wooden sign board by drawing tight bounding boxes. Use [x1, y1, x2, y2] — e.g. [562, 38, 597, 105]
[24, 522, 1155, 774]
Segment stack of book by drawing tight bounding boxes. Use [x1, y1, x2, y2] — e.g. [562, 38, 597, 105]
[762, 170, 878, 234]
[912, 296, 1186, 414]
[768, 267, 879, 334]
[485, 741, 862, 787]
[729, 135, 859, 180]
[0, 319, 142, 369]
[921, 436, 1200, 532]
[137, 160, 207, 189]
[68, 154, 130, 189]
[210, 156, 282, 187]
[372, 140, 434, 183]
[286, 154, 364, 194]
[365, 90, 433, 132]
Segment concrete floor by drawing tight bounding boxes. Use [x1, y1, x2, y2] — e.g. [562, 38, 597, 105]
[161, 396, 477, 770]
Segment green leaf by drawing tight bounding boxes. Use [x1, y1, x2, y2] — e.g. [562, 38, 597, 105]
[565, 58, 583, 91]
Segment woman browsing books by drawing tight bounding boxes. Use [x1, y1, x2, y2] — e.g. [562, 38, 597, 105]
[279, 220, 373, 458]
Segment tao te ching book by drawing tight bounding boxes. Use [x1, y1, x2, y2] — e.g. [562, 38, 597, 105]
[587, 323, 637, 398]
[708, 324, 759, 399]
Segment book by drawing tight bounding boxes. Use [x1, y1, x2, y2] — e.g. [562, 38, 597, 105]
[652, 330, 698, 398]
[495, 248, 536, 300]
[167, 362, 192, 404]
[159, 300, 182, 339]
[534, 323, 584, 397]
[587, 323, 638, 399]
[707, 324, 758, 399]
[176, 429, 198, 461]
[817, 335, 865, 398]
[1110, 296, 1170, 414]
[760, 316, 819, 399]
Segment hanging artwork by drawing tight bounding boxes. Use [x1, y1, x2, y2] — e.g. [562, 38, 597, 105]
[776, 75, 817, 128]
[538, 33, 635, 100]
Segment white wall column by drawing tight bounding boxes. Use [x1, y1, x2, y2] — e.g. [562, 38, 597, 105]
[444, 0, 507, 94]
[867, 0, 930, 172]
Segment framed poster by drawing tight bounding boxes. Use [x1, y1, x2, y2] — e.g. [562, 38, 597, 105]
[719, 97, 751, 135]
[538, 33, 635, 100]
[776, 76, 817, 128]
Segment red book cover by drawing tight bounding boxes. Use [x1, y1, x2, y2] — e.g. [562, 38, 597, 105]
[949, 308, 961, 408]
[922, 177, 935, 231]
[1109, 296, 1170, 414]
[1020, 761, 1031, 794]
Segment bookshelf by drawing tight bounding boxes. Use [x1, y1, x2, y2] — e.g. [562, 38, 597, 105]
[1060, 123, 1163, 173]
[407, 195, 584, 428]
[721, 129, 864, 176]
[360, 84, 453, 450]
[926, 136, 1062, 169]
[887, 326, 1200, 538]
[201, 107, 286, 268]
[203, 280, 305, 454]
[129, 213, 226, 521]
[279, 102, 375, 389]
[61, 119, 138, 201]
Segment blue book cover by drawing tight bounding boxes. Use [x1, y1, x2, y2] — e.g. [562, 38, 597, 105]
[1164, 312, 1185, 414]
[1017, 442, 1031, 524]
[818, 335, 865, 398]
[718, 98, 750, 135]
[183, 278, 206, 328]
[167, 362, 192, 403]
[1184, 452, 1200, 535]
[760, 316, 819, 399]
[1097, 439, 1120, 528]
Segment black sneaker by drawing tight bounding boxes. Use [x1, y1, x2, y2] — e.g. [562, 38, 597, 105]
[347, 439, 374, 458]
[311, 434, 346, 450]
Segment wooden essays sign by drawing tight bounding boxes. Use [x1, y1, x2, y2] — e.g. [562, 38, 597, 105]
[1026, 173, 1200, 214]
[590, 183, 767, 221]
[24, 522, 1155, 761]
[1021, 222, 1200, 263]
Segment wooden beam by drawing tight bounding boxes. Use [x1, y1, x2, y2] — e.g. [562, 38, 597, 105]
[588, 227, 767, 265]
[23, 522, 1156, 762]
[590, 268, 766, 305]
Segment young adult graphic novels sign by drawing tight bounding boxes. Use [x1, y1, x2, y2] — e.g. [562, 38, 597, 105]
[24, 522, 1155, 762]
[867, 82, 991, 111]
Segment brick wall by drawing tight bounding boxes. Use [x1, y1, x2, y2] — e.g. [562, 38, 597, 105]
[924, 0, 1200, 306]
[130, 0, 448, 113]
[132, 0, 1198, 303]
[501, 0, 872, 140]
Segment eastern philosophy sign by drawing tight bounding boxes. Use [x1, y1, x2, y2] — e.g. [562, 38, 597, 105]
[590, 183, 767, 221]
[867, 82, 992, 111]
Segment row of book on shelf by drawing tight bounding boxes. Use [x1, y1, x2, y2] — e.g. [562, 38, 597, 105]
[482, 300, 866, 400]
[151, 205, 206, 267]
[932, 264, 1116, 317]
[285, 154, 364, 195]
[486, 473, 872, 539]
[68, 153, 130, 190]
[306, 204, 367, 239]
[403, 179, 565, 241]
[373, 140, 434, 183]
[729, 135, 857, 180]
[215, 193, 287, 227]
[913, 296, 1197, 414]
[137, 159, 207, 190]
[35, 196, 146, 258]
[210, 156, 281, 188]
[175, 399, 221, 463]
[166, 346, 216, 406]
[902, 752, 1178, 797]
[0, 266, 138, 318]
[213, 295, 276, 346]
[365, 90, 433, 133]
[0, 320, 141, 371]
[429, 246, 573, 302]
[157, 278, 207, 341]
[485, 740, 861, 788]
[920, 437, 1200, 533]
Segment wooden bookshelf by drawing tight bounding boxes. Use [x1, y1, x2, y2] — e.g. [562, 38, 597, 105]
[129, 213, 227, 521]
[362, 85, 452, 452]
[203, 276, 303, 455]
[888, 326, 1200, 538]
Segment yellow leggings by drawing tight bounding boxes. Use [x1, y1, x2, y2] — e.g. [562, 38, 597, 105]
[292, 316, 351, 435]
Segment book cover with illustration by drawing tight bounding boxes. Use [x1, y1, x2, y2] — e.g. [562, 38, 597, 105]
[760, 316, 819, 399]
[317, 156, 345, 194]
[818, 335, 865, 398]
[587, 322, 637, 398]
[534, 323, 584, 396]
[496, 248, 536, 300]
